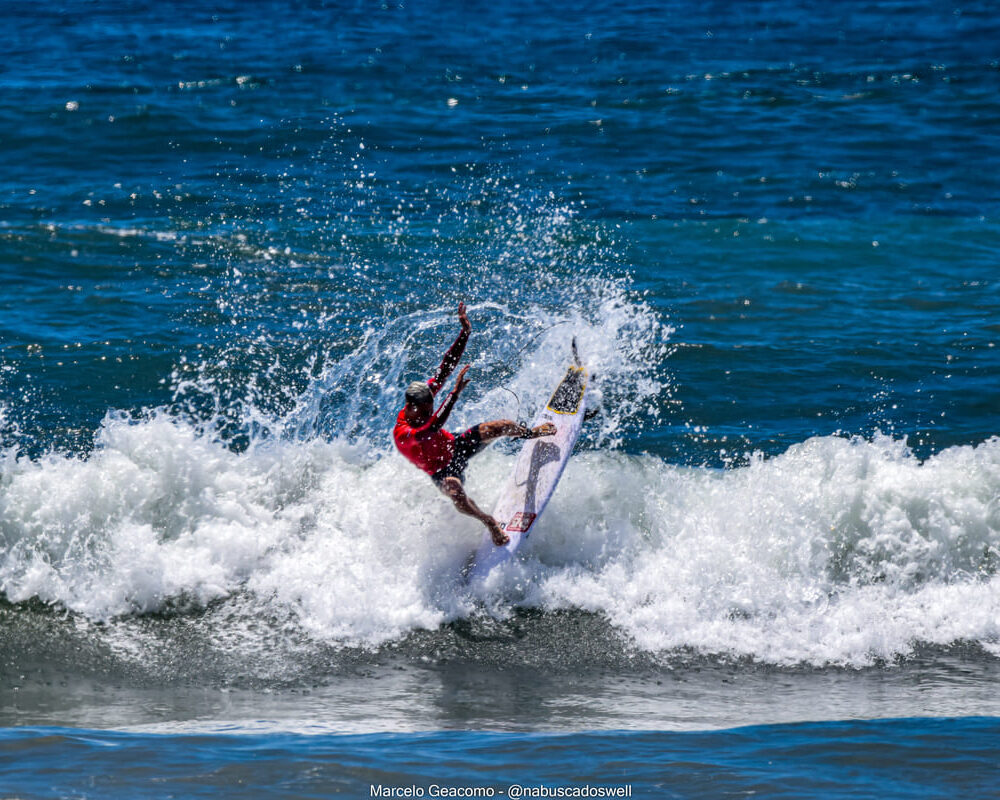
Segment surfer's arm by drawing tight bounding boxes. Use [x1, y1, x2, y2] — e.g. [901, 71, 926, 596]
[429, 303, 471, 394]
[426, 366, 470, 433]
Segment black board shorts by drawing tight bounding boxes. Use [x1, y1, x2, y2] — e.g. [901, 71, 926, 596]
[430, 425, 487, 486]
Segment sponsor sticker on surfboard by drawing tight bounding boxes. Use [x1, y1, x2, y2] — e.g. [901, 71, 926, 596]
[505, 512, 537, 532]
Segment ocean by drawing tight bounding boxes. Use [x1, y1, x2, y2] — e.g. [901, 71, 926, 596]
[1, 0, 999, 796]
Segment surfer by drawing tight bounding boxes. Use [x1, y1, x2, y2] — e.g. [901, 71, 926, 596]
[394, 303, 555, 546]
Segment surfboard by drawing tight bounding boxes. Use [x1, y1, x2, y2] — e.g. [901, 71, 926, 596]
[467, 341, 588, 580]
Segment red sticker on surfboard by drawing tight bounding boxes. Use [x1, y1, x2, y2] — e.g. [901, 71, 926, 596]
[505, 512, 537, 533]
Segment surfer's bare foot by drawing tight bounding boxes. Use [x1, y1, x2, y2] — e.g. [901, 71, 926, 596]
[527, 422, 556, 439]
[487, 518, 509, 546]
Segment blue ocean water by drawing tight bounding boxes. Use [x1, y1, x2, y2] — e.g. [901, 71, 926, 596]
[2, 0, 999, 796]
[3, 718, 1000, 799]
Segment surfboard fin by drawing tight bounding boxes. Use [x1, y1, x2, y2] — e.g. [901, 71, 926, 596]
[571, 337, 582, 368]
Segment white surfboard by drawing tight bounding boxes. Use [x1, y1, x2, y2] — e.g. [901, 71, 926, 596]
[467, 343, 588, 580]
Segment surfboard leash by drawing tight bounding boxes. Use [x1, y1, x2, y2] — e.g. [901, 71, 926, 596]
[492, 320, 572, 422]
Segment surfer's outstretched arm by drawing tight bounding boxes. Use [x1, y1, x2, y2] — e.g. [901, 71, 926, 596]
[425, 366, 470, 433]
[429, 302, 471, 393]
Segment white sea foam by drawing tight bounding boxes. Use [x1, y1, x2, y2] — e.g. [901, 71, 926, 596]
[1, 404, 998, 666]
[531, 434, 1000, 666]
[1, 266, 997, 666]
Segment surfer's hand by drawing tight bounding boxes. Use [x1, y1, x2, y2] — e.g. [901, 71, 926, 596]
[455, 365, 471, 393]
[458, 302, 471, 333]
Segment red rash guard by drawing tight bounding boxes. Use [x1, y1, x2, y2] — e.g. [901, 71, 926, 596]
[393, 397, 455, 475]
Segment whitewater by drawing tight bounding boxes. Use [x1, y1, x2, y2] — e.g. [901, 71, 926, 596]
[3, 323, 997, 668]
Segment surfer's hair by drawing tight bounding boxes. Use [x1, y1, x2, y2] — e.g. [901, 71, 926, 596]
[405, 381, 433, 405]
